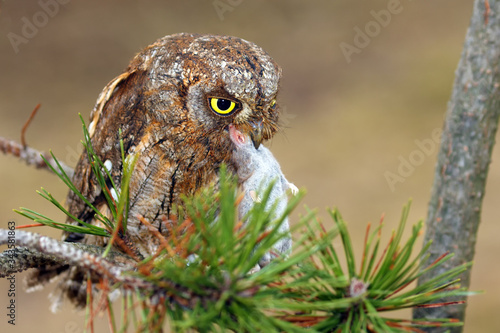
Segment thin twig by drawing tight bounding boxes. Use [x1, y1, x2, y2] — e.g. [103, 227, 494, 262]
[21, 103, 41, 147]
[0, 136, 74, 178]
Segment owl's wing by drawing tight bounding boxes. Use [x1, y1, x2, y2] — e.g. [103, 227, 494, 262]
[26, 68, 151, 305]
[64, 68, 150, 241]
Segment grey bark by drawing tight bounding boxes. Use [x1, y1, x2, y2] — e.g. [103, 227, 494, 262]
[414, 1, 500, 332]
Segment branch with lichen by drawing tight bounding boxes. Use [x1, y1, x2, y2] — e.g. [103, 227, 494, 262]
[0, 237, 135, 278]
[0, 230, 141, 284]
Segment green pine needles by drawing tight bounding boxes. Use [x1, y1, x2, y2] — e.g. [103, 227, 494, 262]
[15, 114, 138, 244]
[13, 117, 474, 333]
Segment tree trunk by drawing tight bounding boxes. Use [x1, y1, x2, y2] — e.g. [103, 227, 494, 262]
[414, 1, 500, 332]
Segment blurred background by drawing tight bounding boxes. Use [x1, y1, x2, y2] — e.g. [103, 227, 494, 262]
[0, 0, 497, 332]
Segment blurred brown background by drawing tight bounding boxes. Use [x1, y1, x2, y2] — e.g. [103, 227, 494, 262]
[0, 0, 497, 332]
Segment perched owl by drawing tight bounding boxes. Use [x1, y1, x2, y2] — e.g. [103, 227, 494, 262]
[228, 125, 297, 268]
[28, 33, 283, 307]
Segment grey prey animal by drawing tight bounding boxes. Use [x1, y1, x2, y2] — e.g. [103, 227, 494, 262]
[228, 124, 298, 269]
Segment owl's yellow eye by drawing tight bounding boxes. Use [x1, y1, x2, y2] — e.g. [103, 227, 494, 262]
[209, 97, 238, 116]
[270, 99, 276, 108]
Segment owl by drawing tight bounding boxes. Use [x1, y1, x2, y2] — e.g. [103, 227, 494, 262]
[28, 33, 283, 307]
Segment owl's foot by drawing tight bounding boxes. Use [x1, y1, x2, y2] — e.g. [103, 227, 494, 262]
[288, 183, 299, 195]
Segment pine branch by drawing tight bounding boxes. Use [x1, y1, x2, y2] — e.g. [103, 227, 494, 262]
[0, 193, 474, 332]
[0, 116, 477, 332]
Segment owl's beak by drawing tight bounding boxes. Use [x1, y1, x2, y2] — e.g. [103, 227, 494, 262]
[249, 120, 263, 149]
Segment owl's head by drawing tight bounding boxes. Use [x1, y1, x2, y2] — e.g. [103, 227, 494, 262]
[135, 33, 281, 148]
[88, 33, 282, 176]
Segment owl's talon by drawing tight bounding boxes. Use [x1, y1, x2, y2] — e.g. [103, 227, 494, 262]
[288, 183, 299, 195]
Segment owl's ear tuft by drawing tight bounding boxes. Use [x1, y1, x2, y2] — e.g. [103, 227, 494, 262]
[88, 69, 149, 142]
[89, 71, 136, 137]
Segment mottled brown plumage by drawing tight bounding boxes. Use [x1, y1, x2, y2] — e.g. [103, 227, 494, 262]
[28, 33, 282, 307]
